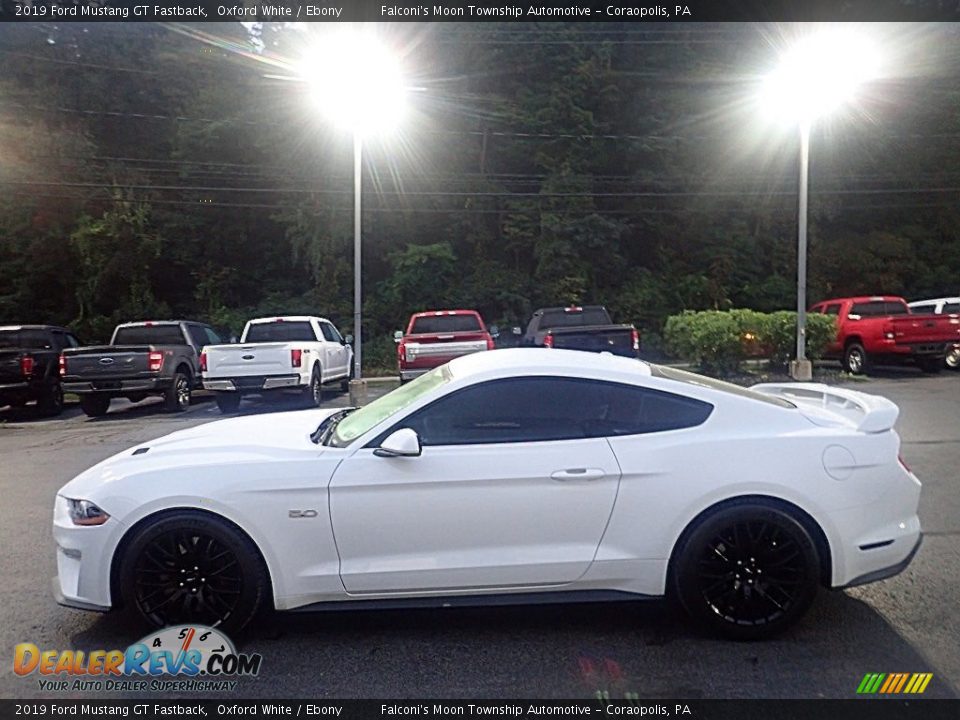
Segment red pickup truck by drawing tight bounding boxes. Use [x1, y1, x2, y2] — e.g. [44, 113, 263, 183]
[810, 295, 960, 374]
[395, 310, 496, 382]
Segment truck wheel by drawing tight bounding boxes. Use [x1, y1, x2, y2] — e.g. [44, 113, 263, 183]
[79, 395, 111, 418]
[919, 358, 942, 374]
[37, 381, 64, 417]
[340, 363, 353, 393]
[164, 370, 192, 413]
[843, 343, 869, 375]
[215, 393, 241, 414]
[946, 346, 960, 371]
[303, 366, 322, 408]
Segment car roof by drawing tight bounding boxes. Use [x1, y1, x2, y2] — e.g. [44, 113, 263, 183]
[908, 297, 960, 305]
[115, 320, 202, 327]
[411, 310, 481, 317]
[247, 316, 329, 324]
[814, 296, 906, 305]
[447, 347, 652, 378]
[0, 324, 70, 332]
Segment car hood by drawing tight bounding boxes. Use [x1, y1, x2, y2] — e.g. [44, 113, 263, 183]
[58, 407, 344, 500]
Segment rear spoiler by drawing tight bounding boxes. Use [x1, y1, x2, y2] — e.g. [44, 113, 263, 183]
[751, 383, 899, 433]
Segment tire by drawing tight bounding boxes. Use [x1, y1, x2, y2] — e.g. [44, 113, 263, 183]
[671, 501, 821, 640]
[919, 358, 942, 374]
[79, 394, 111, 418]
[944, 345, 959, 371]
[164, 369, 191, 413]
[37, 381, 64, 417]
[215, 392, 241, 414]
[118, 511, 269, 634]
[303, 366, 322, 408]
[842, 342, 869, 375]
[340, 362, 353, 393]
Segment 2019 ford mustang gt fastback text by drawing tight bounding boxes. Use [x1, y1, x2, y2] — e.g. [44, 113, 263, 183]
[53, 349, 922, 639]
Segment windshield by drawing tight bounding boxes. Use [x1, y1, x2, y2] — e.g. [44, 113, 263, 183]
[410, 314, 482, 334]
[245, 321, 317, 342]
[328, 365, 453, 447]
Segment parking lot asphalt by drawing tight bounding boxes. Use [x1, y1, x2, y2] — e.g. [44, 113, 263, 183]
[1, 370, 958, 700]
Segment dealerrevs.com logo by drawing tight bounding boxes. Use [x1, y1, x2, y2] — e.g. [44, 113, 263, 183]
[14, 625, 262, 692]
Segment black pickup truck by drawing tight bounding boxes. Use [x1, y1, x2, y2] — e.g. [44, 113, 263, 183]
[0, 325, 82, 416]
[61, 321, 222, 417]
[520, 306, 640, 359]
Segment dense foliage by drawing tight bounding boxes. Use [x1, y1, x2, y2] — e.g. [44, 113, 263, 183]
[1, 23, 958, 368]
[664, 309, 836, 373]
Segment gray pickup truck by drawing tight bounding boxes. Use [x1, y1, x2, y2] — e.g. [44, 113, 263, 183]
[520, 306, 640, 359]
[61, 321, 222, 417]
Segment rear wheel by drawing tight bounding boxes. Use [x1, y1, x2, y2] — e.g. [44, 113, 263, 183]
[37, 382, 64, 416]
[119, 511, 269, 634]
[843, 342, 869, 375]
[214, 392, 241, 414]
[945, 346, 959, 371]
[303, 366, 322, 408]
[79, 394, 110, 418]
[672, 502, 821, 640]
[164, 370, 191, 413]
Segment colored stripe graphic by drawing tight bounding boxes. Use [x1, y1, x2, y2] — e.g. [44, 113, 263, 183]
[857, 672, 932, 694]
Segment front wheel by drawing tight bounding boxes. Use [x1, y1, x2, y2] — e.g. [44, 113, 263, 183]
[672, 502, 821, 640]
[843, 342, 869, 375]
[164, 370, 191, 412]
[118, 511, 269, 633]
[79, 394, 111, 417]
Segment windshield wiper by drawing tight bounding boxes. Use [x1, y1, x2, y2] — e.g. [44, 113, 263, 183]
[310, 407, 357, 445]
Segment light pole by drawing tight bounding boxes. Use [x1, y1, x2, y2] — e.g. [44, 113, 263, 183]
[761, 29, 879, 380]
[300, 30, 406, 381]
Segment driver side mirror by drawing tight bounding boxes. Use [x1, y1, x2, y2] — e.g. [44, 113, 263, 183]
[512, 326, 522, 336]
[373, 428, 422, 458]
[393, 330, 403, 343]
[488, 324, 500, 339]
[344, 334, 354, 345]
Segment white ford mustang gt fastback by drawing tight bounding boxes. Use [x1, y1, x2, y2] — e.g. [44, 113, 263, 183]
[53, 349, 922, 640]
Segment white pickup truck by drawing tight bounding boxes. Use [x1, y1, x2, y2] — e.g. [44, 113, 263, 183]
[201, 316, 353, 413]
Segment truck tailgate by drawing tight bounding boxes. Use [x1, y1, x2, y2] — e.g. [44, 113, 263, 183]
[204, 343, 294, 377]
[62, 346, 153, 378]
[891, 314, 960, 345]
[403, 332, 488, 362]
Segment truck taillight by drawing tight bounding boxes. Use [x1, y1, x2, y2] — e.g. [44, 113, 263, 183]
[148, 351, 164, 373]
[543, 334, 554, 348]
[397, 341, 405, 363]
[631, 328, 640, 351]
[59, 354, 67, 377]
[20, 355, 34, 377]
[291, 349, 303, 367]
[486, 336, 495, 351]
[199, 351, 207, 373]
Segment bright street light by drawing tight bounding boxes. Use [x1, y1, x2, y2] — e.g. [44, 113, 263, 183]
[761, 28, 880, 380]
[300, 30, 407, 381]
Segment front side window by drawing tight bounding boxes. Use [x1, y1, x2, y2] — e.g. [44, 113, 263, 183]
[320, 322, 340, 342]
[824, 304, 841, 316]
[943, 302, 960, 314]
[372, 376, 713, 447]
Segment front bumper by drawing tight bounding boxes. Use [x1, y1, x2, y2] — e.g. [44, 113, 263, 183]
[52, 495, 120, 612]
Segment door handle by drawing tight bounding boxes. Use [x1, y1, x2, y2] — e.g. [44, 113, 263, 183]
[550, 468, 606, 481]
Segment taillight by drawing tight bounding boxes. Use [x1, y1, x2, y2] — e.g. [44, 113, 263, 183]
[59, 354, 67, 377]
[543, 334, 554, 348]
[631, 328, 640, 351]
[486, 336, 495, 351]
[148, 351, 164, 373]
[291, 349, 303, 367]
[397, 341, 405, 364]
[199, 351, 207, 373]
[20, 355, 34, 377]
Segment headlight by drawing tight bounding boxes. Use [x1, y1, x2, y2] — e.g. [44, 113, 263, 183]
[66, 499, 110, 526]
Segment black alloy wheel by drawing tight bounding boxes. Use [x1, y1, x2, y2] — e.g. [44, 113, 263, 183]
[673, 502, 820, 640]
[38, 381, 64, 416]
[120, 512, 268, 633]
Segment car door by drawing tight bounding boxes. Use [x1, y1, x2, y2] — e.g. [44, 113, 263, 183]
[328, 376, 622, 594]
[320, 321, 348, 378]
